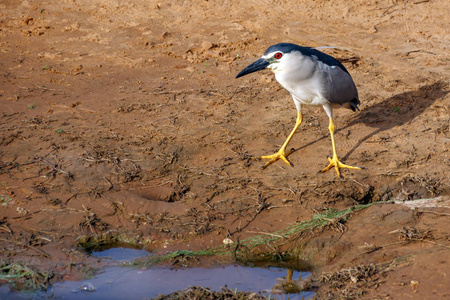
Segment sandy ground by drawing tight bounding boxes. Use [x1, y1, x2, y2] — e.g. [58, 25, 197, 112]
[1, 0, 449, 298]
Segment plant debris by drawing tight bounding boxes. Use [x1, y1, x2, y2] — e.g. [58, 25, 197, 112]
[390, 226, 433, 242]
[318, 264, 382, 298]
[0, 261, 53, 290]
[153, 286, 269, 300]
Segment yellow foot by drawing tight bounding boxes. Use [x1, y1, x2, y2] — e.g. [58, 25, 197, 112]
[260, 148, 295, 169]
[320, 156, 361, 177]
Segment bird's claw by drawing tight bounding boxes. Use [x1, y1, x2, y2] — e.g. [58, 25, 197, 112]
[320, 155, 361, 177]
[260, 148, 294, 169]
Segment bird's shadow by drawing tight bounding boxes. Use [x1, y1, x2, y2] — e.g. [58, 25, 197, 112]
[294, 81, 448, 160]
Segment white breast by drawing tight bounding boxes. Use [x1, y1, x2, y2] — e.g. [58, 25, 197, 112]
[274, 57, 329, 106]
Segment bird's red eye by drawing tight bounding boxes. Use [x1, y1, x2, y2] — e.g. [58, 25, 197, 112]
[274, 52, 283, 59]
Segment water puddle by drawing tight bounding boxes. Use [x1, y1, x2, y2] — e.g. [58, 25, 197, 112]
[91, 246, 152, 262]
[0, 247, 315, 299]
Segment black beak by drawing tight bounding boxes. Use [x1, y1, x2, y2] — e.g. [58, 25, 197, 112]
[235, 58, 270, 79]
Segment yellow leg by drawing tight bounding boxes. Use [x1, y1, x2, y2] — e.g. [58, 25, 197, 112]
[286, 269, 293, 282]
[261, 112, 302, 169]
[320, 118, 361, 177]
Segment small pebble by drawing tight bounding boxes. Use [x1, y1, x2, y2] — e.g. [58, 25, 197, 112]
[79, 282, 96, 292]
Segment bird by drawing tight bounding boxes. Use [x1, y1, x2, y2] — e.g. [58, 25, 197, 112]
[236, 43, 361, 177]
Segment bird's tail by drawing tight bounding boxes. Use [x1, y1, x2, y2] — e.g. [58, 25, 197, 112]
[349, 98, 360, 111]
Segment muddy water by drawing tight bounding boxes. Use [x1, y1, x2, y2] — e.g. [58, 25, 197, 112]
[0, 247, 314, 299]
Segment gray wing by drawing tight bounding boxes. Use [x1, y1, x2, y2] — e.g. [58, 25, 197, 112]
[323, 65, 359, 108]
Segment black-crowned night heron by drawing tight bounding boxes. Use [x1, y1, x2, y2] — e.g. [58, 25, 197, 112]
[236, 43, 361, 177]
